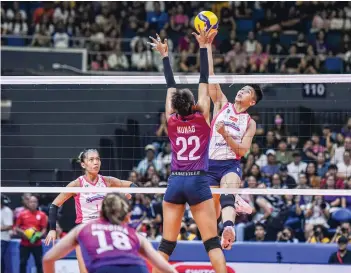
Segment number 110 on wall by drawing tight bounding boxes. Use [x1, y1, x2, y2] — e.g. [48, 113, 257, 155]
[302, 83, 326, 98]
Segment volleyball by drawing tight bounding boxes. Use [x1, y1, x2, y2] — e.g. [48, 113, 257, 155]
[194, 11, 218, 33]
[24, 227, 36, 239]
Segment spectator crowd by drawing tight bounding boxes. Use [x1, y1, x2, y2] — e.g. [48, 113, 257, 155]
[1, 1, 351, 73]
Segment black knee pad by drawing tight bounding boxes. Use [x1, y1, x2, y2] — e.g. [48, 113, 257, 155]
[204, 236, 221, 252]
[158, 238, 177, 256]
[220, 194, 235, 209]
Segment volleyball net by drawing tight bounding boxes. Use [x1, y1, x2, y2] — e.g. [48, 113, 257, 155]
[1, 74, 351, 272]
[1, 74, 351, 197]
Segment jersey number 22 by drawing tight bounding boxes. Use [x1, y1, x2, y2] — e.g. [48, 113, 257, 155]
[93, 230, 132, 254]
[176, 136, 200, 161]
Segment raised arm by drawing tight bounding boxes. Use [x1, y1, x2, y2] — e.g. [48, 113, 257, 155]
[148, 34, 176, 121]
[206, 33, 228, 116]
[192, 27, 213, 125]
[45, 179, 80, 245]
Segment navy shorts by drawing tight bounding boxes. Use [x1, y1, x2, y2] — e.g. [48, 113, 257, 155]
[164, 171, 213, 206]
[92, 265, 149, 273]
[207, 159, 242, 187]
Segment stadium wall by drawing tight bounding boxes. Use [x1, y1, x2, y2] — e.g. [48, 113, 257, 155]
[4, 240, 351, 273]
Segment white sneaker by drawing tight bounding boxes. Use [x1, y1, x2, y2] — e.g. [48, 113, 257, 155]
[221, 226, 236, 250]
[234, 194, 253, 214]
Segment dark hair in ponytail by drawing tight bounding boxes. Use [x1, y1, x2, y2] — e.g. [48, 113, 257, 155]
[101, 193, 130, 225]
[77, 149, 99, 163]
[171, 88, 195, 117]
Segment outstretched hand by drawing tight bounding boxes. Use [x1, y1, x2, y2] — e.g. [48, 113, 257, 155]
[207, 29, 218, 45]
[148, 34, 169, 58]
[192, 25, 217, 47]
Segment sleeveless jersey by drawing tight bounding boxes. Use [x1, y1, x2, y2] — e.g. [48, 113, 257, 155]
[74, 175, 107, 224]
[168, 112, 210, 171]
[209, 102, 251, 160]
[77, 219, 145, 272]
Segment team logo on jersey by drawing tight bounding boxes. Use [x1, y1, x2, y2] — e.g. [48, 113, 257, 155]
[223, 121, 240, 131]
[229, 116, 238, 122]
[86, 194, 105, 203]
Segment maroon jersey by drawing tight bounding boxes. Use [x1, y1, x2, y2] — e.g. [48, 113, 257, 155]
[77, 219, 146, 272]
[167, 112, 210, 171]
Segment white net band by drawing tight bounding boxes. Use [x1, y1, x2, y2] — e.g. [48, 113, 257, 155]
[2, 74, 351, 85]
[0, 187, 350, 196]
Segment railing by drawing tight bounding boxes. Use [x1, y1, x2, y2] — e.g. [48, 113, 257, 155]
[2, 34, 346, 74]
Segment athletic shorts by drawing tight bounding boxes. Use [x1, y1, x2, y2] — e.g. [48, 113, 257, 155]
[92, 265, 149, 273]
[164, 171, 212, 206]
[207, 159, 242, 187]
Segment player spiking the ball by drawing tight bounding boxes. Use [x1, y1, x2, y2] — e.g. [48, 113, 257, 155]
[205, 31, 263, 250]
[148, 26, 227, 273]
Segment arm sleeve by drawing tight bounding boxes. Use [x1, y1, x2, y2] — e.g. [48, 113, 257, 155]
[48, 204, 59, 230]
[199, 48, 209, 84]
[162, 57, 176, 88]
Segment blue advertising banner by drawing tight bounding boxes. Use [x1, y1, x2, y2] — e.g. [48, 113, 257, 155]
[3, 240, 351, 273]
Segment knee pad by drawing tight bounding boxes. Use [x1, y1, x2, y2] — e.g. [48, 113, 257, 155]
[204, 236, 221, 253]
[158, 238, 177, 257]
[220, 194, 235, 210]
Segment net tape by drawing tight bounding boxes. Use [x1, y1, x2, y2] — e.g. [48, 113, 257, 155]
[0, 187, 350, 196]
[2, 74, 351, 85]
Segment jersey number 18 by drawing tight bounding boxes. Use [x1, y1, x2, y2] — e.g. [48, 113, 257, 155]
[176, 136, 200, 161]
[93, 230, 132, 254]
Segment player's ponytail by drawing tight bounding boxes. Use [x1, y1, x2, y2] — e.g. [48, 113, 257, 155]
[101, 193, 129, 225]
[171, 88, 195, 117]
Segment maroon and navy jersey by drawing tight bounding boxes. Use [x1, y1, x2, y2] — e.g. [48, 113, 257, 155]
[167, 112, 210, 171]
[77, 219, 146, 272]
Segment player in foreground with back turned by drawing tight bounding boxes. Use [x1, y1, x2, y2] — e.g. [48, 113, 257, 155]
[148, 27, 227, 273]
[44, 149, 137, 273]
[43, 193, 178, 273]
[206, 31, 263, 250]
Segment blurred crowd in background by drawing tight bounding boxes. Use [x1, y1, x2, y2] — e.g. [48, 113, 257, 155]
[1, 1, 351, 73]
[1, 1, 351, 247]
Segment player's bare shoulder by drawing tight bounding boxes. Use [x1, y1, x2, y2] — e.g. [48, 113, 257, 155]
[248, 118, 256, 130]
[68, 179, 81, 187]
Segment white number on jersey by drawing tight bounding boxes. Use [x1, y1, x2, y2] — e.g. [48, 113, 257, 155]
[176, 136, 200, 161]
[92, 230, 132, 254]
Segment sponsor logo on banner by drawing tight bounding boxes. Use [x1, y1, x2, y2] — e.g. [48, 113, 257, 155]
[174, 263, 235, 273]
